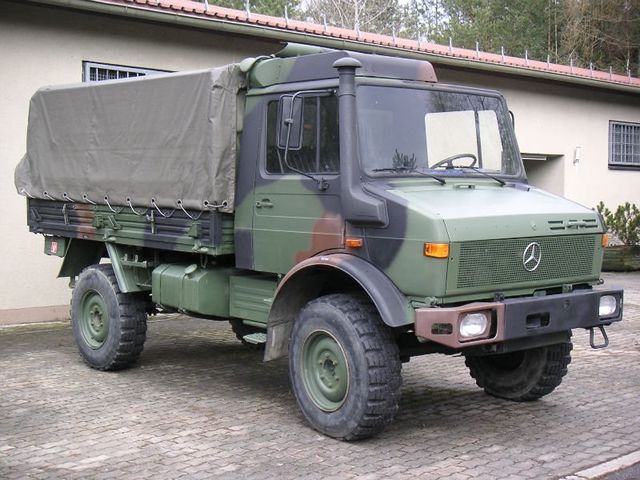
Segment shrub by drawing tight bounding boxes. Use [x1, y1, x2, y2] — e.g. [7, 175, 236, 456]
[596, 201, 640, 247]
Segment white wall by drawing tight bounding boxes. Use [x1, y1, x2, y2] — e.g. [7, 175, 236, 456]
[0, 0, 276, 312]
[523, 156, 565, 196]
[437, 67, 640, 210]
[2, 1, 639, 315]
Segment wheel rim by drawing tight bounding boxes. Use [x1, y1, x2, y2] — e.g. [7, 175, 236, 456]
[302, 330, 349, 412]
[79, 291, 109, 349]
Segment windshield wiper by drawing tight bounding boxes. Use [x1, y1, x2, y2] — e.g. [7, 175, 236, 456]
[456, 166, 506, 186]
[371, 167, 446, 185]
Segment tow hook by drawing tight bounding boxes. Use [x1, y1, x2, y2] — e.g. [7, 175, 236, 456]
[588, 325, 609, 349]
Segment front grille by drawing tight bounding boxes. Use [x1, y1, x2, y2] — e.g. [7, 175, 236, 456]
[456, 235, 596, 289]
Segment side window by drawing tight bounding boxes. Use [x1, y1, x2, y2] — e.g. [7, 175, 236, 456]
[266, 95, 339, 175]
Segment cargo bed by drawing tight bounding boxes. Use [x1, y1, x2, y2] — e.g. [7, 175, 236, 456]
[27, 198, 234, 256]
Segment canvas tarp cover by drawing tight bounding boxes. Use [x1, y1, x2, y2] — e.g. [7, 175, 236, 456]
[15, 64, 244, 212]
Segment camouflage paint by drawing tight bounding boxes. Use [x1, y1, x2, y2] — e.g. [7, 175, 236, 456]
[251, 178, 343, 273]
[235, 51, 440, 276]
[234, 70, 346, 273]
[359, 179, 605, 302]
[28, 199, 234, 257]
[29, 197, 234, 292]
[247, 50, 437, 89]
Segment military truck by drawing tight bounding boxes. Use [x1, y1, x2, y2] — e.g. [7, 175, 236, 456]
[16, 44, 623, 440]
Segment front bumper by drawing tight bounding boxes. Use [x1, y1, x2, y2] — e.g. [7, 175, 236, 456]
[414, 288, 623, 349]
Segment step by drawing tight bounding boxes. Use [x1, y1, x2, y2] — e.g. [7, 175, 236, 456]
[242, 332, 267, 345]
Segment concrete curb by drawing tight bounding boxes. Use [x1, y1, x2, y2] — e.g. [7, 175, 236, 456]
[561, 450, 640, 479]
[0, 320, 70, 331]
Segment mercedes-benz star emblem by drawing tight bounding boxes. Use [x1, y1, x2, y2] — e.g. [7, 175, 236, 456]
[523, 242, 542, 272]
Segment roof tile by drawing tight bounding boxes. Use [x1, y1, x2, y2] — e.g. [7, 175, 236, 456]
[91, 0, 640, 89]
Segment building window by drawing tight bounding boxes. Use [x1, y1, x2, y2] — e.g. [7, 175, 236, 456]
[82, 61, 167, 82]
[609, 120, 640, 169]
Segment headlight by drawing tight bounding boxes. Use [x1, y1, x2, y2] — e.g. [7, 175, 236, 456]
[459, 313, 488, 338]
[599, 295, 617, 317]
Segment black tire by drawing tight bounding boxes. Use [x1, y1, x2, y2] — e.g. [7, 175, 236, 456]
[289, 294, 401, 441]
[465, 338, 573, 401]
[229, 319, 265, 350]
[71, 264, 147, 371]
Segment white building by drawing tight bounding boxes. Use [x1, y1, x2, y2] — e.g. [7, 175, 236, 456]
[1, 0, 639, 321]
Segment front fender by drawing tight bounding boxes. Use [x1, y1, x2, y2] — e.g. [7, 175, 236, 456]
[264, 253, 414, 361]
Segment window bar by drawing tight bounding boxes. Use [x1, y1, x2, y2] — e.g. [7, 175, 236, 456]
[316, 97, 321, 173]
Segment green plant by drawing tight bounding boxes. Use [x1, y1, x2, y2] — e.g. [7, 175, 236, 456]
[392, 149, 417, 169]
[596, 201, 640, 247]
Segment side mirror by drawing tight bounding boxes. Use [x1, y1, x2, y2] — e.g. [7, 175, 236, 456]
[277, 95, 303, 150]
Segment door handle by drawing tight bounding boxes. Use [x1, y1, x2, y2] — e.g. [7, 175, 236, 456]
[255, 199, 274, 209]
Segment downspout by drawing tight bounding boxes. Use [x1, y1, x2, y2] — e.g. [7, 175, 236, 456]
[332, 57, 387, 226]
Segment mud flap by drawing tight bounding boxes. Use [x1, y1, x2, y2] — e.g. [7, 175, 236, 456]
[58, 239, 105, 279]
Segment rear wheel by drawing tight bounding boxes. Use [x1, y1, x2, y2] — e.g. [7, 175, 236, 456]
[71, 264, 147, 371]
[464, 338, 572, 401]
[289, 294, 401, 440]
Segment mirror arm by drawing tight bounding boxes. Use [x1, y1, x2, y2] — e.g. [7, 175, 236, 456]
[282, 120, 328, 191]
[280, 89, 334, 191]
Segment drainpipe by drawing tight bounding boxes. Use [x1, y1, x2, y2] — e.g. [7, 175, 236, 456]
[332, 57, 386, 226]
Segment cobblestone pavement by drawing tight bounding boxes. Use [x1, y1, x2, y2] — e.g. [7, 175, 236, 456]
[1, 273, 638, 480]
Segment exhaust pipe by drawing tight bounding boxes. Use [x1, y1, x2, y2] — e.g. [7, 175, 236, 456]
[333, 57, 387, 226]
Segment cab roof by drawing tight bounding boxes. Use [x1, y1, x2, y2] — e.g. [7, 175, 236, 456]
[249, 48, 438, 88]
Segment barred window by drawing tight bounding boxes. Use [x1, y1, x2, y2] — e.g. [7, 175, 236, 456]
[82, 61, 167, 82]
[609, 121, 640, 168]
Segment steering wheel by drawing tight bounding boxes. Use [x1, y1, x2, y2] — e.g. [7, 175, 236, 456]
[430, 153, 478, 169]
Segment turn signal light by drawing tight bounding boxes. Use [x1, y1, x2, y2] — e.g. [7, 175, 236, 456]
[601, 234, 609, 247]
[424, 242, 449, 258]
[346, 238, 363, 249]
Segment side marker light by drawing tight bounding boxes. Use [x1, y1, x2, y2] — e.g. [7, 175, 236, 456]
[346, 238, 363, 249]
[424, 243, 449, 258]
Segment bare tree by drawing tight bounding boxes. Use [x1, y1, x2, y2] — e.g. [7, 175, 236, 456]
[210, 0, 301, 17]
[560, 0, 640, 74]
[401, 0, 446, 41]
[304, 0, 402, 35]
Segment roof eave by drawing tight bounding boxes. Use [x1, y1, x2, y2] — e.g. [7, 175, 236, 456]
[24, 0, 640, 95]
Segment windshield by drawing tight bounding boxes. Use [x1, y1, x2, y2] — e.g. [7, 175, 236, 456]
[357, 85, 523, 178]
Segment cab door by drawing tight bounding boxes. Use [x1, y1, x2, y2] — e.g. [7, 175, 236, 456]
[252, 94, 343, 274]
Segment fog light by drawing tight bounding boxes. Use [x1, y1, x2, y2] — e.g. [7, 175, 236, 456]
[459, 313, 488, 338]
[599, 295, 617, 317]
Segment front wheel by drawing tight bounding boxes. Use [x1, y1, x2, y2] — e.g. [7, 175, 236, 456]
[289, 294, 402, 441]
[464, 338, 573, 401]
